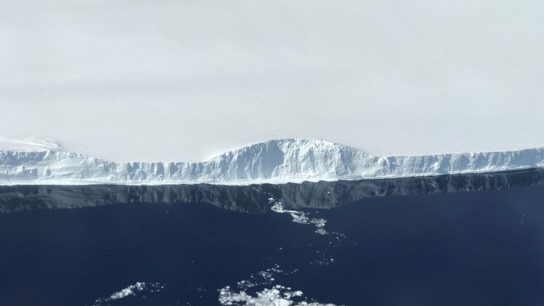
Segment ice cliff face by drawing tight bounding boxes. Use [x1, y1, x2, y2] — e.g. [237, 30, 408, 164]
[1, 137, 544, 185]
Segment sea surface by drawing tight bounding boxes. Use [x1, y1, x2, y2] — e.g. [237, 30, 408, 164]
[1, 169, 544, 306]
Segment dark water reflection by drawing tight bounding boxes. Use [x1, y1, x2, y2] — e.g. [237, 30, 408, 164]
[2, 168, 544, 213]
[1, 169, 544, 306]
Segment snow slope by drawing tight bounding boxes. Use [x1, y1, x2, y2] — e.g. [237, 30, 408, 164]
[1, 137, 544, 185]
[0, 136, 61, 152]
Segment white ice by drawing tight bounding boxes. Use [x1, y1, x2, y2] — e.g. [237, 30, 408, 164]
[2, 137, 544, 185]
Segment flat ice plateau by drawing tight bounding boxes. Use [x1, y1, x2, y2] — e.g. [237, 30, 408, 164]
[2, 136, 544, 185]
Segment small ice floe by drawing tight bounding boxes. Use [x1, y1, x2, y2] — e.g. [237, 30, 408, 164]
[218, 284, 341, 306]
[219, 263, 334, 306]
[92, 281, 164, 305]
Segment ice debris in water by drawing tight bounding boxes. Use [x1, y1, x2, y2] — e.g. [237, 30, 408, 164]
[236, 265, 284, 290]
[218, 197, 346, 305]
[218, 284, 341, 306]
[271, 201, 329, 235]
[93, 282, 164, 305]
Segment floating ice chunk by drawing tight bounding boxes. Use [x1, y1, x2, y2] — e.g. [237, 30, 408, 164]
[271, 202, 329, 235]
[218, 284, 341, 306]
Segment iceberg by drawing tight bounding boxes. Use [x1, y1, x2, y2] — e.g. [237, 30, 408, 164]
[1, 137, 544, 185]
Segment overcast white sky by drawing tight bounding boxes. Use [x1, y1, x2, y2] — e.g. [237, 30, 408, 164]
[2, 0, 544, 162]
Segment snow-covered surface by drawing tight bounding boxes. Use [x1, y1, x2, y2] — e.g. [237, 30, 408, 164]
[0, 136, 61, 152]
[2, 137, 544, 185]
[4, 0, 544, 163]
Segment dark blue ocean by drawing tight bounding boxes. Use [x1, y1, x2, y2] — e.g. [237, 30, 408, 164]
[1, 169, 544, 306]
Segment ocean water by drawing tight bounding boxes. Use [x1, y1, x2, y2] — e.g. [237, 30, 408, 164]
[1, 169, 544, 306]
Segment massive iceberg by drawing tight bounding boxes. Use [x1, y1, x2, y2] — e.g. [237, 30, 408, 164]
[1, 136, 544, 185]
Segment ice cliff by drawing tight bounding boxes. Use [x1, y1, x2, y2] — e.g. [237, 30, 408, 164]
[1, 137, 544, 185]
